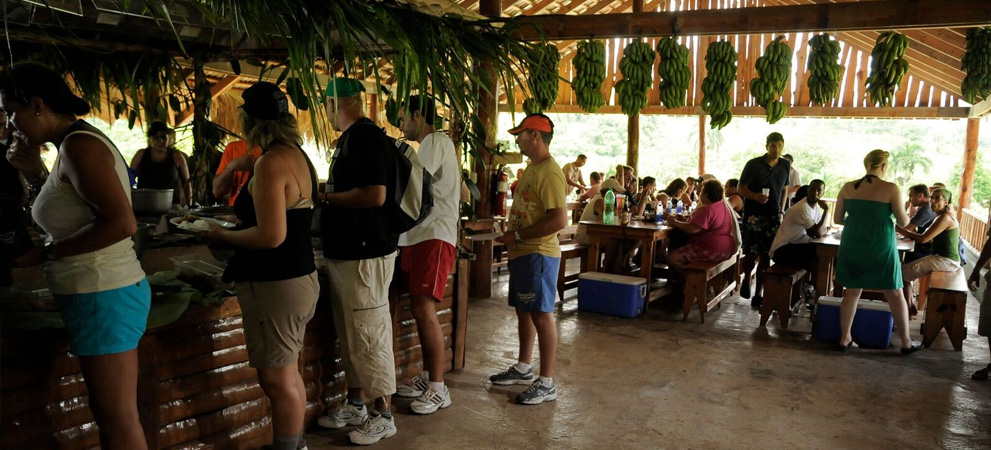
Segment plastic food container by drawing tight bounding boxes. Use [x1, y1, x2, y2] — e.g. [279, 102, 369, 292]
[170, 254, 231, 292]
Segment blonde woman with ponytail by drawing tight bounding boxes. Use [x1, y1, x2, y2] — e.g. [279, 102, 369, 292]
[833, 149, 921, 355]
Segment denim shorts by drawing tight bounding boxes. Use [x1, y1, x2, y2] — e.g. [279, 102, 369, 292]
[508, 254, 560, 313]
[55, 280, 151, 356]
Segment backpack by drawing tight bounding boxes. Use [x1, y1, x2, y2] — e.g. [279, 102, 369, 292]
[339, 122, 434, 235]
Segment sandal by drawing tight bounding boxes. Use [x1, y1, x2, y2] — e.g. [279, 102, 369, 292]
[972, 364, 991, 381]
[900, 343, 923, 356]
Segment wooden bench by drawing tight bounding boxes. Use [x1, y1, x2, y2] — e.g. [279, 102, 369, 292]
[759, 265, 810, 329]
[921, 269, 969, 350]
[558, 242, 589, 303]
[681, 251, 741, 323]
[558, 224, 579, 245]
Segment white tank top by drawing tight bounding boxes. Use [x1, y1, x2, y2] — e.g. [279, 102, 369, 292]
[32, 129, 145, 295]
[575, 194, 603, 245]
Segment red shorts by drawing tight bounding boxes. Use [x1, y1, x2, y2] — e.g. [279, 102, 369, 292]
[400, 240, 456, 301]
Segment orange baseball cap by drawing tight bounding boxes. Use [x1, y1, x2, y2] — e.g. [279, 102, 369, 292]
[507, 114, 553, 135]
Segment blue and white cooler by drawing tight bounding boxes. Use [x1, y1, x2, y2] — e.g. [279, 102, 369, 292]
[577, 272, 647, 318]
[815, 296, 894, 349]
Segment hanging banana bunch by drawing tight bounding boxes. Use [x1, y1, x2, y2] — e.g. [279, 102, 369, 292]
[571, 40, 607, 113]
[656, 37, 692, 109]
[750, 36, 792, 124]
[524, 43, 561, 114]
[806, 34, 843, 106]
[701, 40, 737, 130]
[615, 40, 654, 116]
[961, 26, 991, 104]
[866, 32, 910, 107]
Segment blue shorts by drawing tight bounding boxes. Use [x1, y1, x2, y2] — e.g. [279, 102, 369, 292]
[55, 280, 151, 356]
[508, 254, 560, 313]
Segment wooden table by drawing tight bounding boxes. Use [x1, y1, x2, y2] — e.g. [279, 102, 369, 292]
[580, 220, 671, 311]
[811, 231, 915, 298]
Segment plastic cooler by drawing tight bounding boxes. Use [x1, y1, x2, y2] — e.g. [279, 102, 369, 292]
[577, 272, 646, 318]
[815, 296, 894, 349]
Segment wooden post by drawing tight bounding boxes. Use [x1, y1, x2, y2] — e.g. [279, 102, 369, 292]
[368, 92, 379, 126]
[469, 0, 502, 298]
[958, 118, 979, 219]
[698, 114, 707, 175]
[190, 58, 213, 206]
[633, 0, 644, 13]
[627, 114, 639, 174]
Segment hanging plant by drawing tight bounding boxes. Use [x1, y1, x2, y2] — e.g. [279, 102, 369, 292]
[807, 34, 843, 107]
[615, 39, 654, 116]
[866, 32, 910, 107]
[656, 37, 691, 109]
[962, 26, 991, 104]
[571, 39, 606, 113]
[750, 36, 791, 124]
[701, 40, 737, 129]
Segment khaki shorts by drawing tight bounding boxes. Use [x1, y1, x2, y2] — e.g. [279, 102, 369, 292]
[321, 252, 397, 400]
[236, 271, 319, 368]
[901, 255, 961, 282]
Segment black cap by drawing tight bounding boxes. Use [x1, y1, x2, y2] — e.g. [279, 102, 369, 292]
[241, 82, 289, 120]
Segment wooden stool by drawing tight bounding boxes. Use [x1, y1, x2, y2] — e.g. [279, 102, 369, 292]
[557, 243, 589, 303]
[681, 251, 741, 323]
[921, 270, 968, 350]
[760, 265, 809, 329]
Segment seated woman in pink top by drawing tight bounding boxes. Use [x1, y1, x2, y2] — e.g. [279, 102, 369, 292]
[667, 179, 738, 269]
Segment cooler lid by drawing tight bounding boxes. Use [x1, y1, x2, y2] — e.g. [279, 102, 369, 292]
[578, 272, 646, 286]
[816, 296, 891, 311]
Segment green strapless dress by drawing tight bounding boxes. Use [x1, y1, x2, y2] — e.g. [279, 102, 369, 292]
[835, 199, 902, 290]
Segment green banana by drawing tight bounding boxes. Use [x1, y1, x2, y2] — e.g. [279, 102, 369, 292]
[702, 40, 737, 129]
[525, 43, 561, 113]
[572, 40, 607, 112]
[961, 26, 991, 104]
[750, 36, 792, 123]
[866, 31, 910, 107]
[617, 40, 655, 116]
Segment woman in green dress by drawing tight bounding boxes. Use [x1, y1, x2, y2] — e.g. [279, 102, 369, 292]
[833, 149, 921, 354]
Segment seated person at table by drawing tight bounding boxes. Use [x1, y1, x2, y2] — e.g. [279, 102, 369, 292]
[578, 171, 602, 202]
[769, 180, 829, 271]
[724, 178, 744, 213]
[902, 184, 936, 263]
[667, 179, 737, 269]
[575, 179, 636, 273]
[632, 176, 657, 216]
[896, 188, 961, 316]
[680, 176, 698, 206]
[657, 178, 688, 211]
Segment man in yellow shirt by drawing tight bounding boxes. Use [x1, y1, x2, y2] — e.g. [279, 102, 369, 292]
[491, 114, 567, 405]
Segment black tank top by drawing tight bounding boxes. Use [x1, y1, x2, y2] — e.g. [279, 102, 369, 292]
[223, 144, 318, 283]
[136, 147, 182, 203]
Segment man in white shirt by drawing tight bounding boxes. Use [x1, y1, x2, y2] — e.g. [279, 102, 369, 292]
[769, 179, 828, 271]
[561, 155, 587, 196]
[781, 154, 802, 210]
[577, 171, 601, 203]
[394, 96, 460, 415]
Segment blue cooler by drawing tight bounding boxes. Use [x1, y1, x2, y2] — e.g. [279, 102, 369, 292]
[577, 272, 646, 318]
[815, 296, 894, 349]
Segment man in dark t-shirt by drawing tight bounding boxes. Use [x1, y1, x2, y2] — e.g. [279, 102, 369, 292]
[903, 184, 936, 263]
[316, 77, 399, 445]
[737, 132, 792, 308]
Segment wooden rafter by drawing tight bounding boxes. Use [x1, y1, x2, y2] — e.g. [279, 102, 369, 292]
[177, 75, 240, 125]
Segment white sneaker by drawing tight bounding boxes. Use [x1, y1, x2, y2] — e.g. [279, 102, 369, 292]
[348, 413, 397, 445]
[395, 371, 429, 398]
[317, 402, 368, 429]
[410, 385, 452, 415]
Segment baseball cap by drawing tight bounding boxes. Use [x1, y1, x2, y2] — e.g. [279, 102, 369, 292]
[241, 82, 289, 120]
[507, 114, 553, 135]
[324, 77, 366, 98]
[599, 178, 625, 194]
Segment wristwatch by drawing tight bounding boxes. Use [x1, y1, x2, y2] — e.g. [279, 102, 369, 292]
[514, 230, 522, 243]
[43, 241, 58, 261]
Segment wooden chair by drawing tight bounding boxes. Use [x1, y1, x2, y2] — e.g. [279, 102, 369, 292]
[681, 251, 741, 323]
[760, 265, 810, 329]
[557, 242, 589, 303]
[921, 270, 968, 350]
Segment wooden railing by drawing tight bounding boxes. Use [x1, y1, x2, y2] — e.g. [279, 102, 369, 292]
[960, 208, 990, 251]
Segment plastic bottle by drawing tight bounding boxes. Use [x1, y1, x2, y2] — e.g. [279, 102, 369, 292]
[656, 202, 664, 224]
[620, 198, 631, 225]
[666, 199, 673, 215]
[676, 200, 683, 215]
[603, 189, 616, 225]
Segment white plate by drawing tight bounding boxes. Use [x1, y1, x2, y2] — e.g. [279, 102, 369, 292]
[169, 217, 236, 233]
[466, 232, 503, 241]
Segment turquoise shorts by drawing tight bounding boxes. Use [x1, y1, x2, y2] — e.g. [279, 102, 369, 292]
[55, 280, 151, 356]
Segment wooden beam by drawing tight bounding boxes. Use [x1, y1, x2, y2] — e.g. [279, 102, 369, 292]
[970, 97, 991, 118]
[515, 0, 990, 41]
[498, 103, 971, 119]
[698, 114, 706, 175]
[958, 118, 980, 217]
[628, 114, 639, 174]
[177, 75, 240, 125]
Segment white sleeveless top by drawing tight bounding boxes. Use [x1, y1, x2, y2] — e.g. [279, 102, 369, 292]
[575, 194, 603, 245]
[32, 129, 145, 295]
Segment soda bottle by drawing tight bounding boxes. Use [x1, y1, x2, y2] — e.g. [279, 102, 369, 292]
[603, 189, 616, 225]
[620, 197, 631, 225]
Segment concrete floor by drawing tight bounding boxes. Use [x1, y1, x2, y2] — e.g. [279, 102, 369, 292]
[306, 257, 991, 449]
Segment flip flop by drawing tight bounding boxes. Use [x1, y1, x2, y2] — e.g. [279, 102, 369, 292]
[972, 364, 991, 381]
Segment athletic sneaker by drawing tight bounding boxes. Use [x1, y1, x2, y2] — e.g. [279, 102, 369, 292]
[489, 365, 535, 386]
[516, 380, 557, 405]
[317, 402, 368, 429]
[298, 437, 308, 450]
[396, 372, 430, 398]
[348, 413, 397, 446]
[410, 385, 452, 415]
